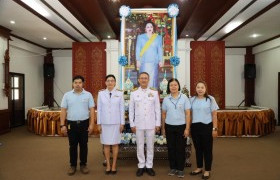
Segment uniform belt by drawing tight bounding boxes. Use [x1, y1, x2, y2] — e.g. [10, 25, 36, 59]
[67, 119, 89, 124]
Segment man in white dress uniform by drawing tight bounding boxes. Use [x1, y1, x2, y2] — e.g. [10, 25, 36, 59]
[129, 72, 161, 176]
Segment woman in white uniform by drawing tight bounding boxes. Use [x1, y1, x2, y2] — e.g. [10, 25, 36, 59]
[97, 74, 125, 175]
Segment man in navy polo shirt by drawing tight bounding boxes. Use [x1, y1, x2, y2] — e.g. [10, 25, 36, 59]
[60, 75, 95, 176]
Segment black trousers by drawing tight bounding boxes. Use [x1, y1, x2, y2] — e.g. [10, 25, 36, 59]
[67, 119, 89, 167]
[165, 123, 186, 171]
[191, 122, 213, 171]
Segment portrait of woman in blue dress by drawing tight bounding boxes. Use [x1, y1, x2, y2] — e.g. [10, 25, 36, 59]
[136, 21, 163, 88]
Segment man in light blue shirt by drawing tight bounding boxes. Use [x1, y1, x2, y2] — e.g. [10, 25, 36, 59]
[60, 75, 95, 176]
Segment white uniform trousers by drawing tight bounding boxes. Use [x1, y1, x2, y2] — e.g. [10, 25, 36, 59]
[136, 129, 155, 168]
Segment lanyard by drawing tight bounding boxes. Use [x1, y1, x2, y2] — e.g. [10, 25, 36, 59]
[169, 94, 182, 109]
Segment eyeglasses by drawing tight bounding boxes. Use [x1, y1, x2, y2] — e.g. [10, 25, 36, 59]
[106, 80, 115, 83]
[139, 77, 149, 80]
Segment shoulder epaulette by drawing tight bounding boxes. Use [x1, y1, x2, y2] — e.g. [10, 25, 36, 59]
[98, 89, 105, 92]
[149, 87, 157, 91]
[116, 89, 123, 92]
[131, 87, 138, 92]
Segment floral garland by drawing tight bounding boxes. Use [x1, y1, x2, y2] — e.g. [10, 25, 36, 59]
[170, 55, 180, 66]
[118, 55, 128, 66]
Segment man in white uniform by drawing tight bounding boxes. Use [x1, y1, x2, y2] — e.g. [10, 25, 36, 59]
[129, 72, 161, 176]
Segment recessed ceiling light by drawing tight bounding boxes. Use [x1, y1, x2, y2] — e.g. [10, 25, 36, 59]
[10, 20, 15, 24]
[250, 34, 260, 38]
[186, 34, 189, 37]
[43, 37, 47, 40]
[107, 35, 111, 38]
[21, 0, 50, 17]
[224, 21, 242, 33]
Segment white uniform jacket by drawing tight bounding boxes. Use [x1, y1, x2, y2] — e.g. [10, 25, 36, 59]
[97, 88, 125, 125]
[129, 87, 161, 129]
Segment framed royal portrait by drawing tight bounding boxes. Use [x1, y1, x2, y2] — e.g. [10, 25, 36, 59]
[121, 8, 175, 90]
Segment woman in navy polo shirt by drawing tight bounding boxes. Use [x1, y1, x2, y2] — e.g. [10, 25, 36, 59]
[189, 81, 219, 179]
[162, 78, 191, 178]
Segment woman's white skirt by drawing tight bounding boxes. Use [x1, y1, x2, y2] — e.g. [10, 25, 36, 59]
[100, 124, 121, 145]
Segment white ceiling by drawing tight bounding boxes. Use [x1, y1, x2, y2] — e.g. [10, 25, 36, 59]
[225, 4, 280, 46]
[0, 0, 73, 48]
[0, 0, 279, 49]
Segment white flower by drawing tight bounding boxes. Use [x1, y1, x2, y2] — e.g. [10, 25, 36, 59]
[168, 4, 179, 17]
[163, 138, 167, 144]
[127, 133, 132, 139]
[119, 5, 131, 17]
[132, 138, 136, 144]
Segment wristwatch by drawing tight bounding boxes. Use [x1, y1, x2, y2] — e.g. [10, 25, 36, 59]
[60, 125, 66, 128]
[212, 127, 218, 131]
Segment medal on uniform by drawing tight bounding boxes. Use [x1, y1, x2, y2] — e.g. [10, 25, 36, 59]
[68, 124, 70, 130]
[148, 93, 154, 97]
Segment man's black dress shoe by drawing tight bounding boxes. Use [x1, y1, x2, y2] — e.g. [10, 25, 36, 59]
[146, 168, 155, 176]
[136, 168, 145, 177]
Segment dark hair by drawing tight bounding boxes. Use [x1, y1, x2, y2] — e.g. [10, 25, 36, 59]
[105, 74, 116, 81]
[72, 75, 84, 82]
[167, 78, 181, 94]
[195, 81, 211, 101]
[143, 21, 156, 33]
[138, 72, 150, 79]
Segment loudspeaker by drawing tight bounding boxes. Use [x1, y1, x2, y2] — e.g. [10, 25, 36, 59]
[244, 64, 256, 79]
[44, 63, 55, 78]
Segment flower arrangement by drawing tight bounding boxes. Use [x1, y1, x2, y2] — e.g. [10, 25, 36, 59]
[121, 133, 167, 145]
[121, 133, 135, 144]
[154, 135, 167, 145]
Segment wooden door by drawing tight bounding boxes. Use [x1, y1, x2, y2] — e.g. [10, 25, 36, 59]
[9, 73, 25, 127]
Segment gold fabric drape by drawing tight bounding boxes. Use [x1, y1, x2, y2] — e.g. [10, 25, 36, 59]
[27, 108, 276, 137]
[27, 109, 98, 136]
[217, 109, 276, 137]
